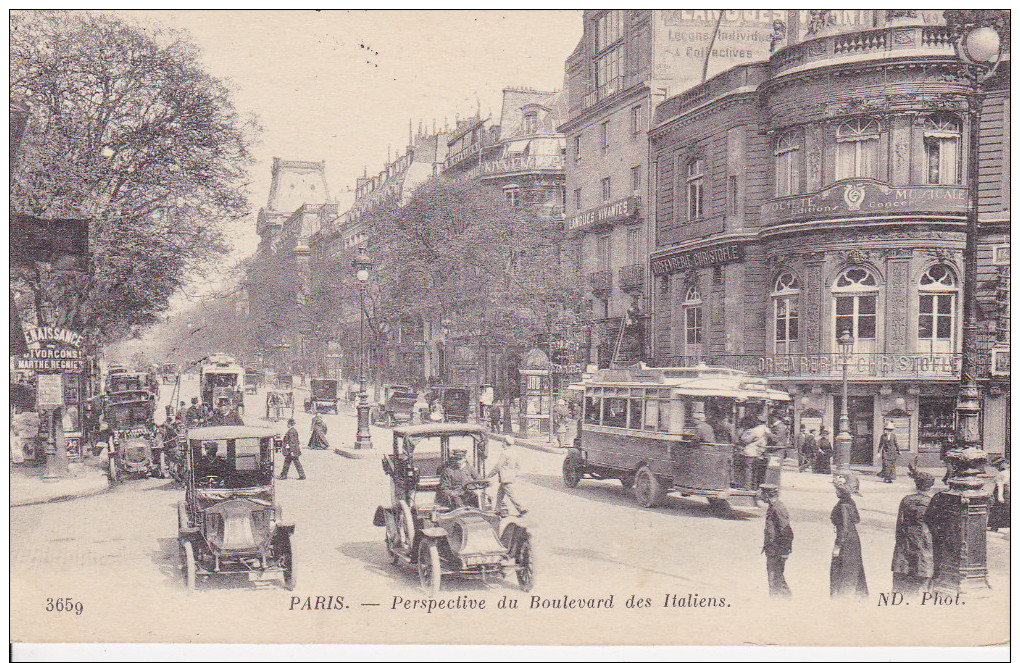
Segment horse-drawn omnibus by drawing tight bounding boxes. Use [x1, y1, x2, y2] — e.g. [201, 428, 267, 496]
[562, 364, 790, 511]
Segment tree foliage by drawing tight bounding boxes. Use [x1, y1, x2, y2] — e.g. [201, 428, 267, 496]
[10, 11, 258, 345]
[361, 176, 582, 357]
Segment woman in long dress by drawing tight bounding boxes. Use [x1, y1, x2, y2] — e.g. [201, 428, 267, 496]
[830, 472, 869, 599]
[891, 471, 935, 596]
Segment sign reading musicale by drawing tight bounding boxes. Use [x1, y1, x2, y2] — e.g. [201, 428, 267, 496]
[761, 180, 968, 225]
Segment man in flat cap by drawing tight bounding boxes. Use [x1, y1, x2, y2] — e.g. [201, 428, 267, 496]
[760, 483, 793, 598]
[439, 449, 481, 509]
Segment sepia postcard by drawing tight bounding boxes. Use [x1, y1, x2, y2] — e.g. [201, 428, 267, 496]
[9, 8, 1010, 653]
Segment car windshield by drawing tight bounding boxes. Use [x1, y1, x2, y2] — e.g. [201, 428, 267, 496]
[109, 404, 151, 428]
[193, 437, 272, 487]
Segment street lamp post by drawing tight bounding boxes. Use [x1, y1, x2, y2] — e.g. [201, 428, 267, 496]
[922, 20, 1004, 595]
[835, 330, 854, 474]
[953, 24, 1002, 454]
[353, 250, 374, 450]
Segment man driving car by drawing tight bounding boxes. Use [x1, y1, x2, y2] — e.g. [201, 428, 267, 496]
[438, 449, 482, 508]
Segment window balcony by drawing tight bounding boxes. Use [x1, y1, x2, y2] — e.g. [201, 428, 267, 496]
[582, 76, 624, 111]
[588, 270, 612, 296]
[618, 264, 645, 293]
[770, 25, 954, 78]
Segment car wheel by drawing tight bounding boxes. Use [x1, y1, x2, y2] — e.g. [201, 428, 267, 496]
[634, 466, 665, 508]
[417, 538, 441, 597]
[182, 539, 196, 591]
[562, 453, 583, 488]
[383, 511, 400, 565]
[279, 534, 296, 591]
[515, 533, 535, 592]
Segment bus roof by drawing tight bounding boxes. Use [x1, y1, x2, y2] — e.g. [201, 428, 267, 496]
[587, 365, 790, 401]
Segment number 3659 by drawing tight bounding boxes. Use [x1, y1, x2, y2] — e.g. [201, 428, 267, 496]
[45, 598, 83, 615]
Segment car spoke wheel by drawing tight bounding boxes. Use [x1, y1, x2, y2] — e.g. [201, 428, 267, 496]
[634, 466, 664, 508]
[279, 535, 296, 591]
[182, 540, 196, 591]
[383, 512, 400, 564]
[515, 534, 535, 592]
[417, 539, 441, 597]
[562, 454, 583, 488]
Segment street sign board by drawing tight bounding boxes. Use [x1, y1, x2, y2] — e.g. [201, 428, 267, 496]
[37, 374, 64, 408]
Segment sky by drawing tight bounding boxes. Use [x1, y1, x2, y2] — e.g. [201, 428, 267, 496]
[119, 10, 583, 262]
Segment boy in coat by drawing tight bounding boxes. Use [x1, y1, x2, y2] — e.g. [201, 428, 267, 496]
[760, 484, 793, 598]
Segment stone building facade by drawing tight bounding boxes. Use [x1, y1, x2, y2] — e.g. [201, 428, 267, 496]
[560, 9, 782, 369]
[648, 14, 1010, 465]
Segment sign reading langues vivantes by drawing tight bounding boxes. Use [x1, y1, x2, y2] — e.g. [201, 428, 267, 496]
[566, 196, 639, 231]
[17, 325, 86, 372]
[761, 180, 967, 225]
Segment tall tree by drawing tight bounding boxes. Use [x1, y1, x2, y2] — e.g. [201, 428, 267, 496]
[10, 11, 258, 346]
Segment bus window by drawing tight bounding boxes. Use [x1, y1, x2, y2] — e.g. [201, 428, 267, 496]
[644, 396, 659, 431]
[584, 392, 601, 425]
[603, 394, 627, 427]
[666, 398, 685, 434]
[628, 393, 643, 430]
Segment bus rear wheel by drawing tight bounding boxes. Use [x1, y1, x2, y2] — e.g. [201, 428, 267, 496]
[634, 466, 665, 508]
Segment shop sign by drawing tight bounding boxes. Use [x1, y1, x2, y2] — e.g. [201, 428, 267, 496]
[990, 349, 1009, 376]
[651, 241, 744, 276]
[761, 180, 967, 225]
[566, 196, 639, 232]
[672, 353, 961, 378]
[18, 325, 86, 372]
[37, 374, 64, 408]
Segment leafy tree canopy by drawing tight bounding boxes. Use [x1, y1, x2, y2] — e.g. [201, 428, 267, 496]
[10, 11, 258, 346]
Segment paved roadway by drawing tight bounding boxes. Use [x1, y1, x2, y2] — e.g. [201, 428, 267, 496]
[10, 378, 1010, 646]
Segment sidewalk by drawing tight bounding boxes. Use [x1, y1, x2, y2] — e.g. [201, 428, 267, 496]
[10, 454, 110, 507]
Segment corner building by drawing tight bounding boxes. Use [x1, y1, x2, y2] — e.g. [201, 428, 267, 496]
[649, 14, 1010, 466]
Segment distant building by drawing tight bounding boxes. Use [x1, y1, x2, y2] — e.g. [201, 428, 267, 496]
[247, 159, 331, 375]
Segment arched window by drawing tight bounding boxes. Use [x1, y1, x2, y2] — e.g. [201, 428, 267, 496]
[772, 273, 800, 354]
[832, 267, 879, 353]
[683, 284, 703, 353]
[774, 131, 802, 197]
[924, 115, 961, 185]
[836, 119, 880, 180]
[918, 264, 958, 354]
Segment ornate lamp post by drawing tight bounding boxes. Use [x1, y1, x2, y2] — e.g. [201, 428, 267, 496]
[352, 249, 374, 450]
[953, 23, 1002, 454]
[923, 19, 1004, 595]
[834, 330, 854, 474]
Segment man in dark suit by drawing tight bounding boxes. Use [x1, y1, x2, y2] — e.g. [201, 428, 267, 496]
[278, 418, 305, 480]
[761, 483, 793, 598]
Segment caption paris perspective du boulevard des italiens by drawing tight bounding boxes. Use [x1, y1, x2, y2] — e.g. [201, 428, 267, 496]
[8, 9, 1011, 648]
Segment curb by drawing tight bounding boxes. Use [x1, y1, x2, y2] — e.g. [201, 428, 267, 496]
[490, 432, 569, 455]
[10, 475, 111, 508]
[333, 447, 381, 459]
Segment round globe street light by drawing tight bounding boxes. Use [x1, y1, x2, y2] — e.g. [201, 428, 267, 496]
[835, 329, 854, 474]
[352, 249, 374, 450]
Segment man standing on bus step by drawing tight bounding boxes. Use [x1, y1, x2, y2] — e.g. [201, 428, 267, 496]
[760, 484, 793, 598]
[278, 418, 305, 480]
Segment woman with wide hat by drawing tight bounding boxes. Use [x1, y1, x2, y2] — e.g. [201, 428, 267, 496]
[830, 472, 869, 599]
[877, 421, 900, 483]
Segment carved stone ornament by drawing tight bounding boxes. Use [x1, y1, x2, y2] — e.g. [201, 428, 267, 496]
[842, 248, 873, 265]
[926, 247, 957, 263]
[893, 29, 915, 45]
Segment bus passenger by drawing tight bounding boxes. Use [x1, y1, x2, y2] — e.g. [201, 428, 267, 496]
[692, 410, 716, 444]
